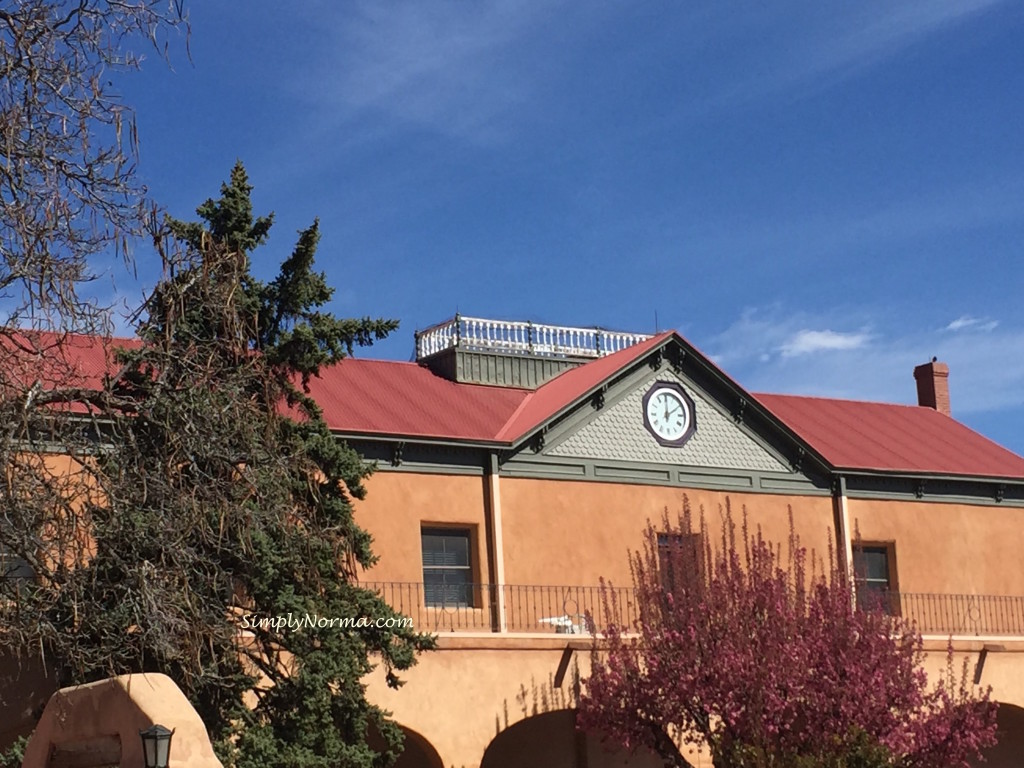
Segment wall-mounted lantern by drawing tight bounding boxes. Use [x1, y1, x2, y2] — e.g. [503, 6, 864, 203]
[139, 724, 174, 768]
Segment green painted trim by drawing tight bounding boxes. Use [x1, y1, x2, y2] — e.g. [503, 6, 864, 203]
[366, 461, 485, 477]
[350, 439, 487, 475]
[503, 458, 589, 478]
[351, 434, 1022, 505]
[500, 453, 831, 496]
[843, 473, 1024, 507]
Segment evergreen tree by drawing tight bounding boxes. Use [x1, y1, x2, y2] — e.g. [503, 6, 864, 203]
[0, 163, 431, 768]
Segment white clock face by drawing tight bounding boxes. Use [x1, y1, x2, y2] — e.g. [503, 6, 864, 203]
[643, 384, 695, 445]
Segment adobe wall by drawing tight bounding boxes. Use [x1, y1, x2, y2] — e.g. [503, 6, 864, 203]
[356, 473, 489, 584]
[364, 643, 706, 768]
[847, 498, 1024, 594]
[364, 643, 1024, 768]
[497, 478, 836, 587]
[356, 471, 838, 589]
[21, 673, 222, 768]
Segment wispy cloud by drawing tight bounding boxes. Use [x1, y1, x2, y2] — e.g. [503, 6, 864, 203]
[290, 0, 581, 143]
[780, 329, 872, 357]
[944, 315, 999, 332]
[705, 0, 1008, 112]
[710, 306, 1024, 416]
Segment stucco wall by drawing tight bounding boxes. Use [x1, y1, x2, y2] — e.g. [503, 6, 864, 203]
[357, 473, 489, 584]
[497, 479, 837, 587]
[21, 673, 222, 768]
[847, 498, 1024, 594]
[363, 643, 1024, 768]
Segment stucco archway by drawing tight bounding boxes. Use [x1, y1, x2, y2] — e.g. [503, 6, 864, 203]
[367, 722, 444, 768]
[393, 725, 444, 768]
[480, 709, 663, 768]
[979, 702, 1024, 768]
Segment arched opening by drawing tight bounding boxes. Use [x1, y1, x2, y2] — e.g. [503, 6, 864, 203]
[978, 702, 1024, 768]
[393, 726, 444, 768]
[480, 710, 663, 768]
[367, 721, 443, 768]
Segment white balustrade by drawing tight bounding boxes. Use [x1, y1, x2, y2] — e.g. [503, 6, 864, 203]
[416, 316, 651, 360]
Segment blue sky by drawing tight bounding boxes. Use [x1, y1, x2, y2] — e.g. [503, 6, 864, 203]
[108, 1, 1024, 454]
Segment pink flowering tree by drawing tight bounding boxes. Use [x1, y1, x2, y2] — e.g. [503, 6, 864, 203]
[578, 499, 998, 768]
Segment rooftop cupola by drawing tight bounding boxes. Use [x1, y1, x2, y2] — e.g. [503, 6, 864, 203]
[415, 315, 651, 388]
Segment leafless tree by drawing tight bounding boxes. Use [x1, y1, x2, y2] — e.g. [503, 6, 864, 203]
[0, 0, 188, 331]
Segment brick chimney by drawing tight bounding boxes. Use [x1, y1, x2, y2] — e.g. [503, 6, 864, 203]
[913, 358, 950, 416]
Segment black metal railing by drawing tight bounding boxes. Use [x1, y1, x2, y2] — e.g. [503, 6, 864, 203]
[895, 592, 1024, 636]
[364, 582, 638, 634]
[365, 583, 1024, 637]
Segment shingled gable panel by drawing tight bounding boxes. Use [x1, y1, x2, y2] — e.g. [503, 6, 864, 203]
[492, 332, 674, 444]
[547, 368, 789, 473]
[756, 393, 1024, 479]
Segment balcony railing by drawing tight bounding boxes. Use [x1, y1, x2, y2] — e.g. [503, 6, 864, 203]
[892, 592, 1024, 636]
[364, 582, 638, 635]
[364, 583, 1024, 637]
[415, 316, 651, 361]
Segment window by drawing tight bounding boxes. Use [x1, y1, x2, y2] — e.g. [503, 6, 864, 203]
[657, 532, 704, 595]
[421, 528, 473, 608]
[853, 543, 899, 615]
[0, 529, 32, 581]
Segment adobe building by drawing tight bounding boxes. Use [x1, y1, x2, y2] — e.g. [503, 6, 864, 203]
[4, 315, 1024, 767]
[312, 316, 1024, 768]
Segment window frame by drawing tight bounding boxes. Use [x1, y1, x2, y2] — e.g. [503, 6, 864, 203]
[420, 525, 476, 609]
[0, 526, 33, 582]
[852, 541, 900, 616]
[657, 531, 705, 596]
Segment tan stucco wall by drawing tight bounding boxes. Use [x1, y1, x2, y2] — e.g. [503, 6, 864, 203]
[367, 644, 704, 768]
[497, 479, 837, 587]
[364, 643, 1024, 768]
[357, 473, 489, 583]
[356, 472, 839, 590]
[21, 673, 222, 768]
[847, 498, 1024, 594]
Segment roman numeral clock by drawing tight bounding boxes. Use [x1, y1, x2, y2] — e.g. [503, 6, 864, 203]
[642, 381, 697, 447]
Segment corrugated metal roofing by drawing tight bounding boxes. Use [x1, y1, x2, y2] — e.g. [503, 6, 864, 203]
[306, 359, 528, 442]
[755, 393, 1024, 479]
[308, 332, 672, 444]
[11, 330, 1024, 479]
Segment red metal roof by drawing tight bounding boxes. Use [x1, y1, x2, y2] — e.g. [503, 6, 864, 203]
[306, 359, 528, 442]
[755, 393, 1024, 479]
[493, 332, 673, 441]
[11, 330, 1024, 479]
[309, 332, 673, 444]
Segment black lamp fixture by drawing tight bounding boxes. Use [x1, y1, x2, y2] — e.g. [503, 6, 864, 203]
[139, 724, 174, 768]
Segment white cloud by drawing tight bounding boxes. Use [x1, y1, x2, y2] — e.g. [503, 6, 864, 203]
[944, 315, 999, 332]
[779, 329, 872, 358]
[709, 306, 1024, 416]
[289, 0, 585, 143]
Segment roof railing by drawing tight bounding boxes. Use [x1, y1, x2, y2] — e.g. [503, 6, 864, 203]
[415, 315, 651, 361]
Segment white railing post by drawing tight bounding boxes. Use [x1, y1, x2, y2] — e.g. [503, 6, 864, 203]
[414, 316, 652, 360]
